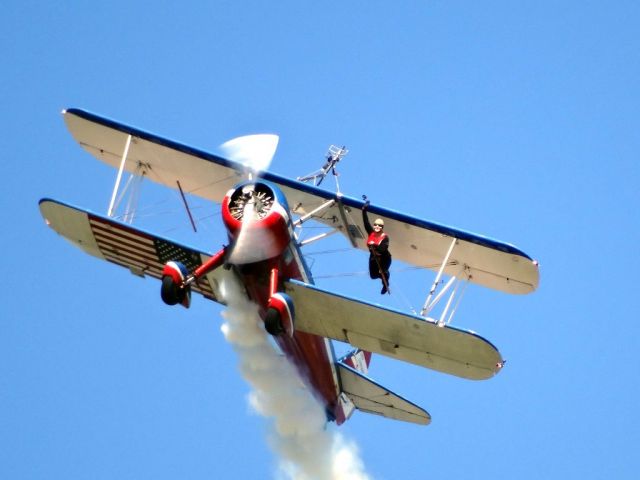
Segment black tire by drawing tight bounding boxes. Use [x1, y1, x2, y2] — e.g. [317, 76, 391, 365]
[264, 307, 284, 336]
[161, 275, 181, 306]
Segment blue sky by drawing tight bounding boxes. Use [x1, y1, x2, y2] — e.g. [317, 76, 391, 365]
[2, 1, 639, 478]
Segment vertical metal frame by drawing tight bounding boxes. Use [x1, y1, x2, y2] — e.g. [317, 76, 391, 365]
[107, 134, 132, 217]
[420, 237, 457, 316]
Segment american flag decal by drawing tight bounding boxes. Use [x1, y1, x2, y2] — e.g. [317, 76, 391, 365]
[88, 214, 216, 301]
[154, 238, 201, 271]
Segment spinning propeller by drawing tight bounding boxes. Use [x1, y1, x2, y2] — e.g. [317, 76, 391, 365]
[220, 134, 279, 180]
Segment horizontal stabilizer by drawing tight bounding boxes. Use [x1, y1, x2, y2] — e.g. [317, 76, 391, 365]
[286, 280, 504, 380]
[338, 363, 430, 425]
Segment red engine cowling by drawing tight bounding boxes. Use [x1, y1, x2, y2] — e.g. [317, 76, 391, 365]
[221, 181, 292, 265]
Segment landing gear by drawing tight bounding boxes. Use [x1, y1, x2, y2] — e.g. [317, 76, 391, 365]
[160, 248, 227, 309]
[265, 307, 284, 336]
[160, 261, 191, 308]
[161, 275, 190, 307]
[264, 267, 295, 337]
[265, 292, 295, 337]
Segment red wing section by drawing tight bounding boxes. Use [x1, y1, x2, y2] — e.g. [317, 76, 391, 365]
[39, 198, 228, 303]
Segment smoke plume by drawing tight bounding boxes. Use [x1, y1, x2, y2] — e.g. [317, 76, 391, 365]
[219, 277, 371, 480]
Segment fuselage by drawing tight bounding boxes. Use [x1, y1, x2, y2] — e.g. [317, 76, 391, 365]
[221, 180, 342, 422]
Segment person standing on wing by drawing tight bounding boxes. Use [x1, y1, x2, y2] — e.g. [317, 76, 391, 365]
[362, 199, 392, 294]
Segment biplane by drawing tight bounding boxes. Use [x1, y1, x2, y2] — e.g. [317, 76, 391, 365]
[39, 109, 539, 426]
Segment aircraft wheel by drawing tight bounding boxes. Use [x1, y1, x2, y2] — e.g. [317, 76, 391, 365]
[265, 307, 284, 336]
[161, 275, 182, 306]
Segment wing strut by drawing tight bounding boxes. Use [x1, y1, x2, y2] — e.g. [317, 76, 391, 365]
[107, 134, 132, 217]
[420, 237, 457, 317]
[293, 199, 336, 227]
[293, 198, 342, 247]
[104, 134, 150, 224]
[438, 276, 469, 326]
[298, 229, 340, 247]
[416, 236, 472, 326]
[292, 196, 358, 248]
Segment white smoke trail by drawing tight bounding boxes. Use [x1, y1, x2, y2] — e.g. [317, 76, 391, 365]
[219, 277, 371, 480]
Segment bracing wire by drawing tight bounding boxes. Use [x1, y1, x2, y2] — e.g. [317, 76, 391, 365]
[303, 248, 353, 257]
[115, 164, 226, 236]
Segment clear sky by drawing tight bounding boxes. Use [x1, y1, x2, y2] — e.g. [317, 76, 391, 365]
[2, 1, 640, 479]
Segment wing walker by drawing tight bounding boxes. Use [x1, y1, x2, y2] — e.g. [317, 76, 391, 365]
[40, 109, 540, 426]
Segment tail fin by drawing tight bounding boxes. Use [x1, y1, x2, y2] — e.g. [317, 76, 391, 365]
[339, 349, 372, 375]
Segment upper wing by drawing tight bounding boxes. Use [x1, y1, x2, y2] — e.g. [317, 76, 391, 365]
[286, 279, 504, 381]
[64, 108, 539, 294]
[39, 198, 232, 303]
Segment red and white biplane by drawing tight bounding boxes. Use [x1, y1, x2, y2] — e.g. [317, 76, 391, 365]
[40, 109, 539, 426]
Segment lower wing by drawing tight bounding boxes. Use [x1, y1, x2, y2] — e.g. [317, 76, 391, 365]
[39, 198, 232, 303]
[286, 279, 504, 380]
